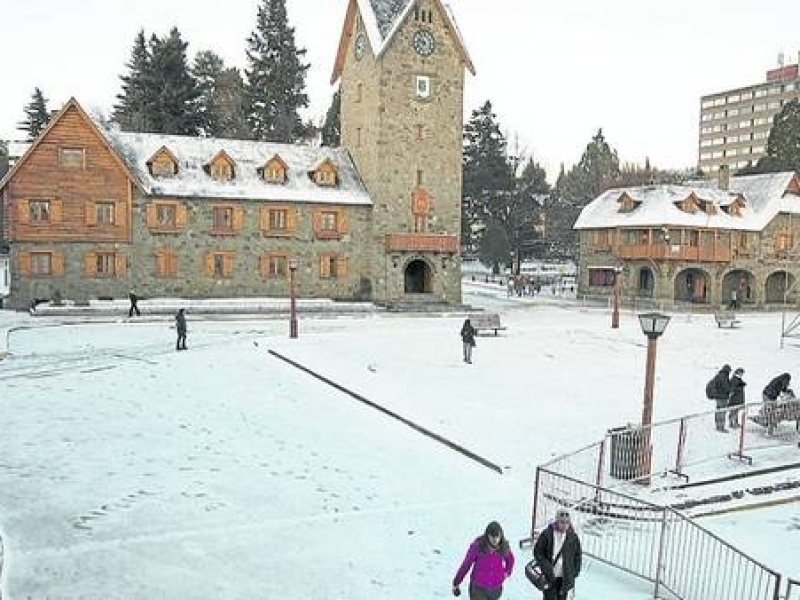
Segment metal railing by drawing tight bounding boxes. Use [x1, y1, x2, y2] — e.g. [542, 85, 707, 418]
[529, 401, 800, 600]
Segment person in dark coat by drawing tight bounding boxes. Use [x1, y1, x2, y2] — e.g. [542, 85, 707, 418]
[763, 373, 791, 402]
[128, 290, 140, 317]
[728, 368, 746, 428]
[175, 309, 187, 351]
[533, 508, 582, 600]
[461, 319, 477, 364]
[706, 365, 732, 432]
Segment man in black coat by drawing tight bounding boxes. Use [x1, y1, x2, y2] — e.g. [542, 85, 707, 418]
[533, 508, 582, 600]
[763, 373, 791, 401]
[128, 290, 141, 317]
[728, 368, 746, 428]
[460, 318, 476, 364]
[175, 309, 187, 351]
[706, 365, 732, 432]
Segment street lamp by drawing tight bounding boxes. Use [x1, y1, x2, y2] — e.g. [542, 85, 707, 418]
[637, 312, 670, 483]
[288, 258, 298, 339]
[612, 267, 623, 329]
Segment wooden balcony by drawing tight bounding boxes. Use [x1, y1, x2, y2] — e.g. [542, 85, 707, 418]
[385, 233, 459, 254]
[615, 244, 731, 263]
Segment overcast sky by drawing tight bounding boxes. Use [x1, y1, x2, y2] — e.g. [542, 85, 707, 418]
[2, 0, 799, 180]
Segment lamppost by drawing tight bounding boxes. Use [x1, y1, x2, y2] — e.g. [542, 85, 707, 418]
[637, 312, 671, 482]
[612, 267, 622, 329]
[289, 258, 298, 339]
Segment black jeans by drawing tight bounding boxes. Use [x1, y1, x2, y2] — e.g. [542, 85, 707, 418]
[543, 578, 567, 600]
[176, 333, 187, 350]
[129, 303, 140, 317]
[468, 583, 502, 600]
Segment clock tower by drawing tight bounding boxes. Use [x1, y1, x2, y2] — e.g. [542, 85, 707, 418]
[331, 0, 475, 305]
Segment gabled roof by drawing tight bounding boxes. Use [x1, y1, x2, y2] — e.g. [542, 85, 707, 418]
[206, 149, 236, 168]
[574, 172, 800, 232]
[264, 154, 289, 170]
[331, 0, 475, 84]
[0, 98, 144, 193]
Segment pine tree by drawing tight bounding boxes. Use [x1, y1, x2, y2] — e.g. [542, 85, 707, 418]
[147, 28, 203, 135]
[18, 88, 51, 141]
[245, 0, 310, 142]
[113, 31, 153, 132]
[213, 68, 251, 139]
[461, 101, 515, 259]
[193, 50, 225, 137]
[755, 99, 800, 174]
[321, 89, 341, 147]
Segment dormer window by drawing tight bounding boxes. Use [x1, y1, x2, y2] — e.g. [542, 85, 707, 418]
[721, 196, 746, 217]
[147, 147, 179, 178]
[616, 193, 640, 213]
[676, 193, 700, 214]
[262, 155, 288, 184]
[311, 158, 339, 188]
[205, 150, 236, 182]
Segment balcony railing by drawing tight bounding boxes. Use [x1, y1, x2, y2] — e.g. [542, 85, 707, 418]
[385, 233, 459, 254]
[615, 243, 732, 262]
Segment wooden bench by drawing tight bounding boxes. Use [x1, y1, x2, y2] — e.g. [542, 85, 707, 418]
[469, 313, 507, 336]
[714, 313, 741, 328]
[749, 398, 800, 435]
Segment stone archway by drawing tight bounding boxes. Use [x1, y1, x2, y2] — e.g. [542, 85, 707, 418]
[722, 269, 756, 306]
[404, 259, 433, 294]
[674, 268, 710, 303]
[637, 267, 654, 297]
[765, 271, 796, 304]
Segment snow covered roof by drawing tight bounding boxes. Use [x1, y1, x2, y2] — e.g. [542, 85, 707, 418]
[102, 129, 372, 206]
[574, 172, 800, 232]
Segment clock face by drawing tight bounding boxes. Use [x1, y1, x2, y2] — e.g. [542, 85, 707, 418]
[354, 32, 367, 60]
[412, 29, 436, 57]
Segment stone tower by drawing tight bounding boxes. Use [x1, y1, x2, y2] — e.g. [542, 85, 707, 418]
[331, 0, 475, 304]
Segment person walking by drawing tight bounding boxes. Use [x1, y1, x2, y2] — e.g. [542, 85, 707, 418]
[452, 521, 514, 600]
[461, 318, 477, 364]
[128, 290, 141, 317]
[728, 289, 739, 310]
[533, 508, 583, 600]
[175, 308, 187, 351]
[728, 368, 746, 428]
[706, 364, 732, 432]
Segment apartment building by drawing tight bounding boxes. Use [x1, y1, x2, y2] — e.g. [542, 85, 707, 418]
[698, 54, 800, 175]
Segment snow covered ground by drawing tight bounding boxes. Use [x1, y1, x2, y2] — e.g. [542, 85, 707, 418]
[1, 284, 799, 598]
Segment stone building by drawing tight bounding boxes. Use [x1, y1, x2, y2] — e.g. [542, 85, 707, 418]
[0, 0, 473, 309]
[574, 169, 800, 307]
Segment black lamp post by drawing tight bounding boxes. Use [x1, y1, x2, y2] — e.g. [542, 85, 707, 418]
[289, 258, 298, 339]
[637, 312, 670, 483]
[612, 267, 622, 329]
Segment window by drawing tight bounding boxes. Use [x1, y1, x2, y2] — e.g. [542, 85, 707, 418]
[60, 148, 85, 169]
[356, 127, 362, 147]
[95, 201, 116, 226]
[268, 255, 288, 278]
[775, 233, 793, 254]
[356, 82, 363, 103]
[29, 200, 51, 222]
[741, 91, 753, 100]
[687, 230, 699, 247]
[321, 211, 338, 232]
[593, 230, 612, 249]
[154, 250, 178, 278]
[149, 150, 178, 177]
[768, 101, 781, 110]
[728, 94, 740, 103]
[157, 204, 176, 227]
[30, 252, 52, 275]
[269, 209, 288, 230]
[96, 253, 116, 276]
[755, 89, 768, 98]
[415, 75, 431, 99]
[210, 162, 233, 181]
[319, 253, 346, 279]
[205, 252, 234, 278]
[416, 169, 424, 186]
[213, 206, 234, 231]
[414, 215, 426, 233]
[214, 254, 225, 277]
[588, 268, 616, 287]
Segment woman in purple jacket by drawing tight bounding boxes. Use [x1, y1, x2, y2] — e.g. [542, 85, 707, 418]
[452, 521, 515, 599]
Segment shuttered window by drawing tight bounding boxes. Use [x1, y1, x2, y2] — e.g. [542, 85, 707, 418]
[154, 250, 178, 278]
[29, 200, 51, 222]
[95, 201, 116, 225]
[30, 253, 52, 275]
[84, 252, 126, 278]
[212, 205, 243, 234]
[312, 208, 348, 240]
[146, 201, 186, 232]
[319, 253, 348, 280]
[205, 252, 235, 278]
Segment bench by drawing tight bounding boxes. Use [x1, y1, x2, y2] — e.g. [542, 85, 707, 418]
[469, 313, 507, 336]
[714, 313, 741, 328]
[749, 398, 800, 435]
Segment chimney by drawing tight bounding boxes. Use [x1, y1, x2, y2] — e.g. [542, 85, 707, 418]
[718, 164, 730, 191]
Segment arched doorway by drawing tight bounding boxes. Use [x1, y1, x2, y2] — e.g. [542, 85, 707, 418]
[722, 269, 756, 306]
[765, 271, 796, 304]
[404, 259, 433, 294]
[674, 268, 709, 303]
[637, 267, 654, 297]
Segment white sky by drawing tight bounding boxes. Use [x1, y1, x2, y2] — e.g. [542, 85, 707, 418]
[1, 0, 799, 180]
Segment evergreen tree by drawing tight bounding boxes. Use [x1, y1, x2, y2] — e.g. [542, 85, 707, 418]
[0, 140, 9, 180]
[18, 88, 51, 141]
[212, 67, 251, 139]
[245, 0, 310, 142]
[576, 129, 621, 200]
[193, 50, 225, 137]
[321, 89, 341, 147]
[478, 221, 511, 274]
[461, 101, 515, 255]
[753, 99, 800, 174]
[113, 31, 153, 132]
[147, 28, 203, 135]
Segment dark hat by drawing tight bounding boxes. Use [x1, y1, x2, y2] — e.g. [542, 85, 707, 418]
[734, 368, 744, 376]
[721, 364, 731, 372]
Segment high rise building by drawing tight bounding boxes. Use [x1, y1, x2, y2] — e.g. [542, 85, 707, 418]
[698, 53, 800, 175]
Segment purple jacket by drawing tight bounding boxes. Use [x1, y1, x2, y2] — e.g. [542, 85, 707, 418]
[453, 540, 515, 590]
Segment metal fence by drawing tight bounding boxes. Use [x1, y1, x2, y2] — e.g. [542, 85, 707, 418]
[528, 401, 800, 600]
